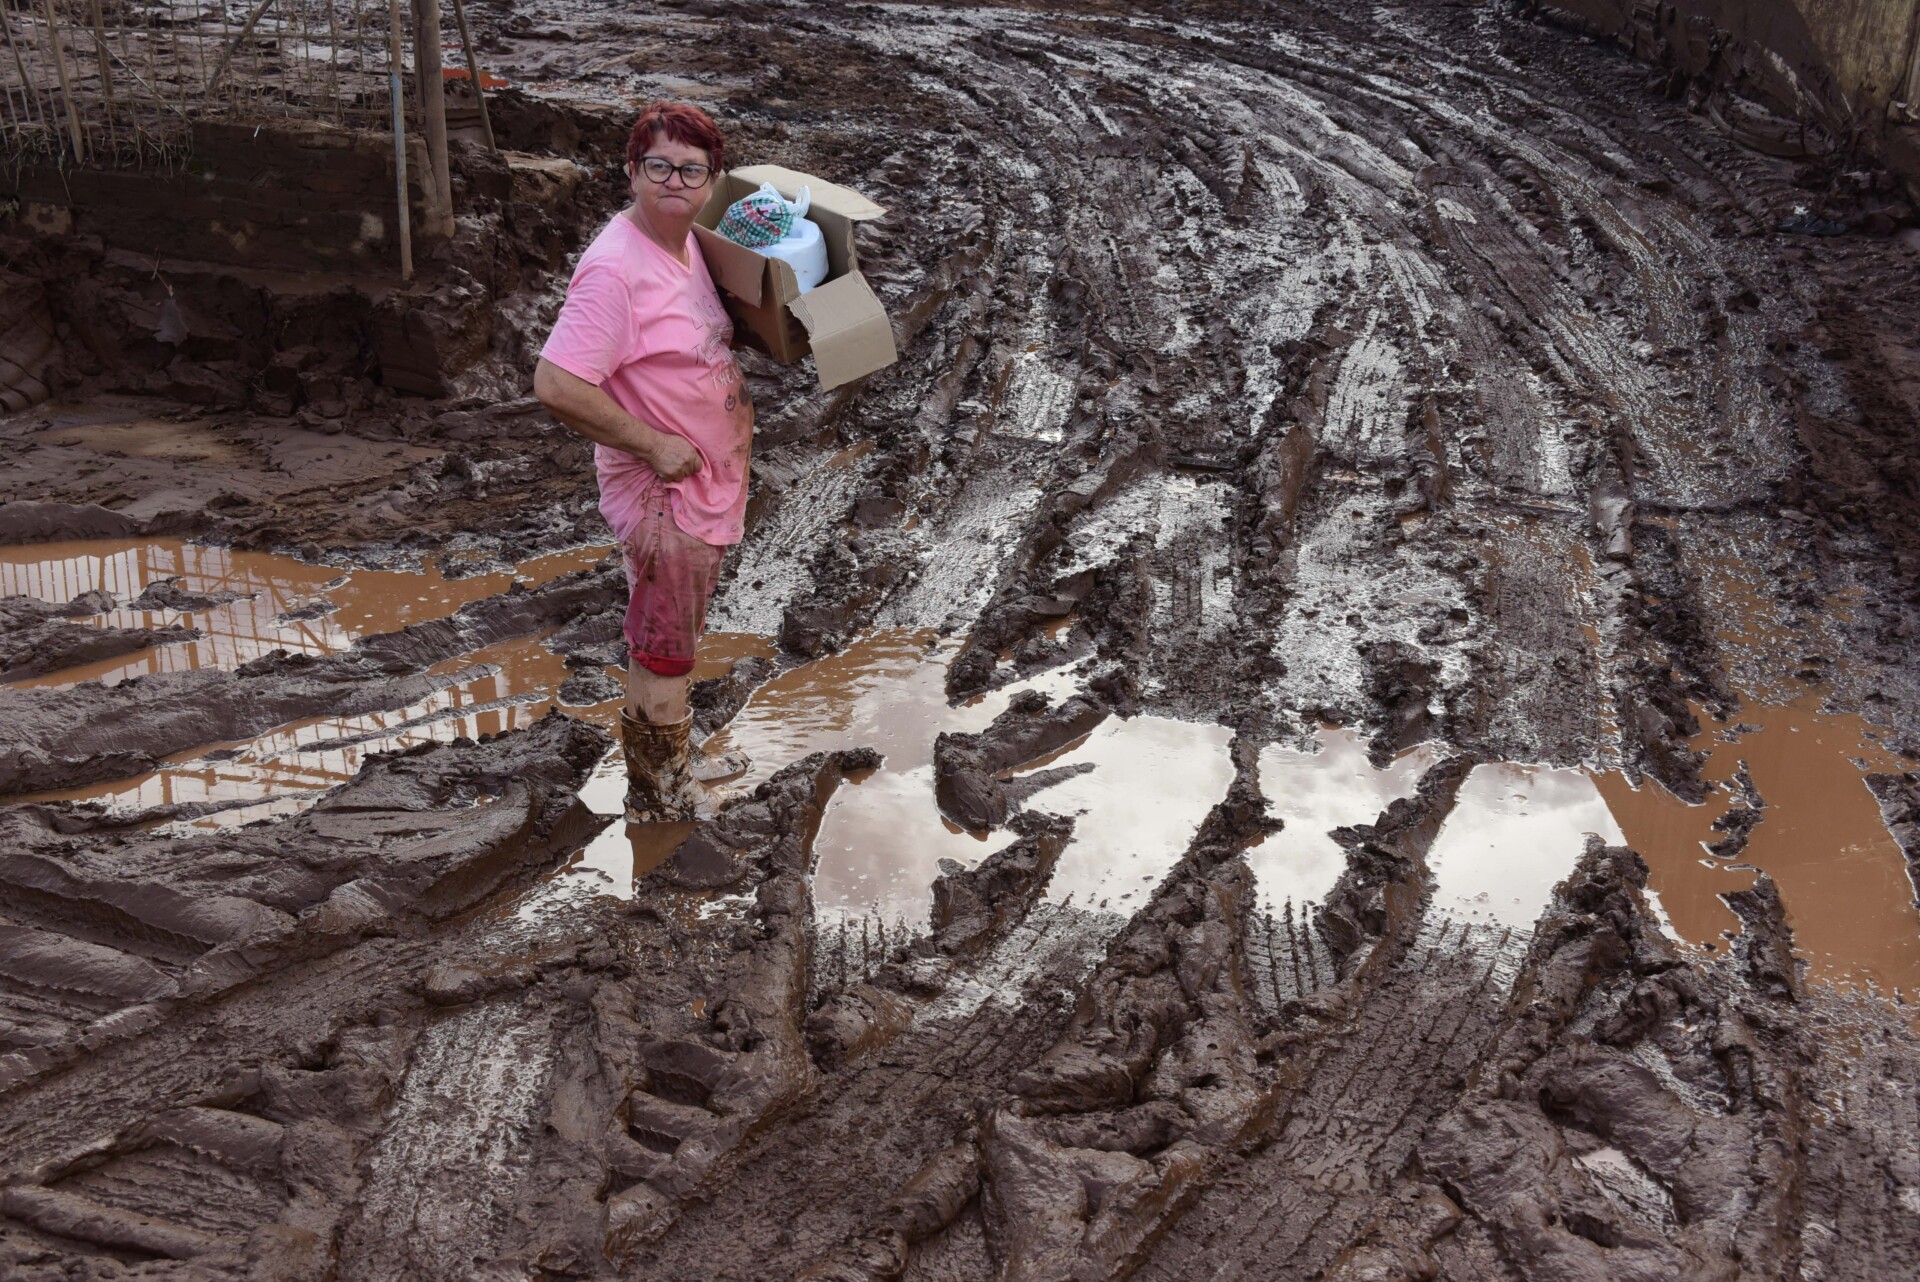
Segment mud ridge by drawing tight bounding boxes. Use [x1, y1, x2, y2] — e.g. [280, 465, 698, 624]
[0, 589, 199, 682]
[1390, 845, 1804, 1278]
[933, 689, 1111, 832]
[0, 712, 608, 1093]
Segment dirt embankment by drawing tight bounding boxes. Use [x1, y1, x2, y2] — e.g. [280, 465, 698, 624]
[5, 1, 1920, 1279]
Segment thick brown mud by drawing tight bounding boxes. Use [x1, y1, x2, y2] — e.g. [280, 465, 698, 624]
[7, 0, 1920, 1278]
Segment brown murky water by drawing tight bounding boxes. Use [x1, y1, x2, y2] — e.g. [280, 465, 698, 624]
[699, 630, 1236, 922]
[0, 538, 610, 688]
[1248, 709, 1920, 997]
[1601, 699, 1920, 998]
[2, 540, 619, 823]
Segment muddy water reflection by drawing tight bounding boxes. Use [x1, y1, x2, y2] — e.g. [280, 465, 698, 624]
[1428, 764, 1626, 926]
[1249, 728, 1437, 910]
[694, 631, 1235, 924]
[1, 539, 636, 825]
[13, 634, 591, 824]
[568, 630, 1037, 910]
[0, 538, 610, 688]
[1599, 700, 1920, 997]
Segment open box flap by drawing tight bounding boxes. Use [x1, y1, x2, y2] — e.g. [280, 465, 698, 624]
[790, 271, 898, 390]
[691, 225, 768, 307]
[730, 164, 887, 222]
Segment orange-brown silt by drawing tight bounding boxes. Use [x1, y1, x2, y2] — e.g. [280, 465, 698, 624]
[1596, 698, 1920, 998]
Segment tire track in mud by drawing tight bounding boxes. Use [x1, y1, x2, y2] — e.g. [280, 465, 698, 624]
[753, 2, 1719, 766]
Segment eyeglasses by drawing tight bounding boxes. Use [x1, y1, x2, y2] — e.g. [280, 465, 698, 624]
[637, 156, 714, 188]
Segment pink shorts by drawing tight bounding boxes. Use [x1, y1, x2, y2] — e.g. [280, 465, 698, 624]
[617, 485, 724, 677]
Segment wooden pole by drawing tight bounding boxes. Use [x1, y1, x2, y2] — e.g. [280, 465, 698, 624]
[324, 0, 342, 124]
[386, 0, 412, 279]
[39, 0, 88, 160]
[448, 0, 492, 154]
[88, 0, 111, 135]
[0, 2, 45, 131]
[411, 0, 451, 236]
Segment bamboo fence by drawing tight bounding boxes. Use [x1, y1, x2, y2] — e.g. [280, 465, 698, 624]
[0, 0, 483, 173]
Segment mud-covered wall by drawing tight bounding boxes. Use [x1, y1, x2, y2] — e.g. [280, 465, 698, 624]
[1, 121, 446, 275]
[1536, 0, 1920, 199]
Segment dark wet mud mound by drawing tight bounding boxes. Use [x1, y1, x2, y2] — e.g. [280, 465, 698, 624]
[0, 712, 607, 1092]
[0, 589, 198, 681]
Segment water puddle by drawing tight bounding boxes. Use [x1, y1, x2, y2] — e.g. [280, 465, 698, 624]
[13, 545, 1916, 999]
[1251, 737, 1634, 936]
[1598, 699, 1920, 997]
[1241, 694, 1920, 998]
[684, 630, 1236, 927]
[0, 537, 609, 689]
[1427, 763, 1626, 926]
[0, 539, 641, 826]
[1248, 727, 1438, 910]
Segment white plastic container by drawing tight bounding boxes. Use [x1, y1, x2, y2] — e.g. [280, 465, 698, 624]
[757, 217, 829, 293]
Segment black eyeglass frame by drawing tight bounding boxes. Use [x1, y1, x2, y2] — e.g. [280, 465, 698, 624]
[636, 155, 716, 188]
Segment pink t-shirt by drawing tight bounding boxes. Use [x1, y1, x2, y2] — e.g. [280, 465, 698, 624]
[540, 214, 754, 546]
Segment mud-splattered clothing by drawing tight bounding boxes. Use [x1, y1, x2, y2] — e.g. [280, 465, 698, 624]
[616, 484, 725, 677]
[540, 212, 754, 547]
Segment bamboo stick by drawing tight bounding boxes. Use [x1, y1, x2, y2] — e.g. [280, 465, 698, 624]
[386, 0, 411, 279]
[324, 0, 342, 123]
[448, 0, 490, 153]
[204, 0, 275, 96]
[0, 1, 45, 131]
[40, 0, 87, 160]
[89, 0, 112, 137]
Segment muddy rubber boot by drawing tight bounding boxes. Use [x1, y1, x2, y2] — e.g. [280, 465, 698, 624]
[691, 742, 750, 784]
[620, 709, 709, 823]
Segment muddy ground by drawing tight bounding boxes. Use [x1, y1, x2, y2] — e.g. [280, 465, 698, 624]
[6, 0, 1920, 1278]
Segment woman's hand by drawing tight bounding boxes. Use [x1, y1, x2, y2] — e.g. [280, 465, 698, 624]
[534, 359, 704, 481]
[643, 431, 704, 481]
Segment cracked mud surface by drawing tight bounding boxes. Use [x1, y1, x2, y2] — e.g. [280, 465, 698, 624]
[6, 1, 1920, 1278]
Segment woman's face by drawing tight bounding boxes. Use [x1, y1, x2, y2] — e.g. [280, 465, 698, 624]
[629, 132, 715, 226]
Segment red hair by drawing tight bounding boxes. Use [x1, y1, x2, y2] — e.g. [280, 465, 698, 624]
[626, 101, 726, 174]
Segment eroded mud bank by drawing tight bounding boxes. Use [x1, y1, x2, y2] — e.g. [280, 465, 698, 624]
[5, 0, 1920, 1278]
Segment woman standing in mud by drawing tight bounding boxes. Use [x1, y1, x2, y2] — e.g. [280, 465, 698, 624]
[532, 101, 753, 821]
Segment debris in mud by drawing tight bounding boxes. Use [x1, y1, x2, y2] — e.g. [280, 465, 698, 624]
[125, 576, 253, 613]
[557, 665, 625, 708]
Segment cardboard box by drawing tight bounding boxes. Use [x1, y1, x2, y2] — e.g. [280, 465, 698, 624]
[692, 164, 899, 391]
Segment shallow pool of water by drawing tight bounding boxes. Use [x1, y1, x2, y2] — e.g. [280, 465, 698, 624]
[0, 537, 609, 689]
[694, 630, 1236, 924]
[1249, 728, 1438, 911]
[1601, 699, 1920, 998]
[2, 539, 626, 824]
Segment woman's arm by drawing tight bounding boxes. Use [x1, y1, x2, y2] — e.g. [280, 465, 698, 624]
[533, 359, 703, 481]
